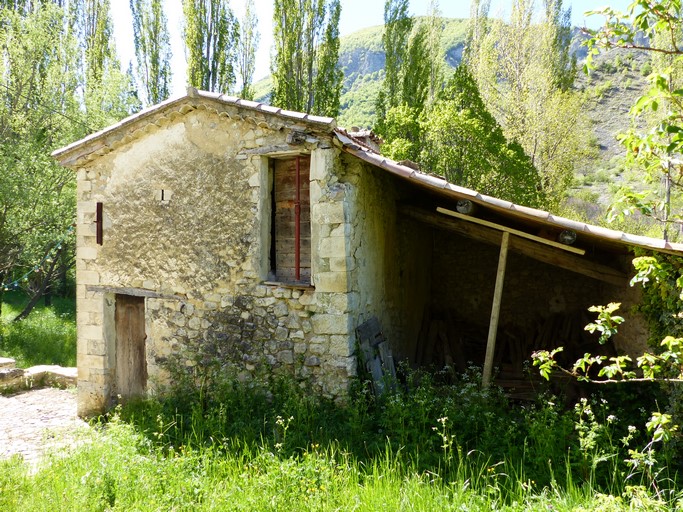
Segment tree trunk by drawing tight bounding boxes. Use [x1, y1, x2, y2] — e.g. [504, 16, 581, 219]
[12, 246, 62, 322]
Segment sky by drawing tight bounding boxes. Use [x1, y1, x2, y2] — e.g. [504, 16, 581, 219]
[111, 0, 633, 98]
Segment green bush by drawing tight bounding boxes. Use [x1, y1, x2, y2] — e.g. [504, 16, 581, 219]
[641, 61, 653, 76]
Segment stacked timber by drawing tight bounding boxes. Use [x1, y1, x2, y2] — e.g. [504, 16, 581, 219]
[414, 309, 609, 400]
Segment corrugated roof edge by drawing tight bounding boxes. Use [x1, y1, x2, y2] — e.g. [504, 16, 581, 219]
[334, 128, 683, 255]
[52, 88, 337, 162]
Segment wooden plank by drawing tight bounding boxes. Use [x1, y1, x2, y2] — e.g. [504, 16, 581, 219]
[378, 342, 396, 380]
[356, 317, 395, 395]
[401, 206, 626, 286]
[436, 207, 586, 255]
[483, 232, 509, 388]
[508, 235, 625, 286]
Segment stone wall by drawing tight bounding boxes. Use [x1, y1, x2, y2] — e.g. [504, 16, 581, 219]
[75, 104, 356, 416]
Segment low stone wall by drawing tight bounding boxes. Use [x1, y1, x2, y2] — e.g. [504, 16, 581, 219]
[0, 359, 77, 394]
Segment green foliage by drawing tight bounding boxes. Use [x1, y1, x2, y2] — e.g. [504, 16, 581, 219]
[130, 0, 172, 106]
[0, 292, 75, 367]
[236, 0, 259, 100]
[630, 252, 683, 343]
[377, 104, 422, 162]
[183, 0, 238, 93]
[585, 303, 626, 345]
[271, 0, 342, 116]
[419, 65, 544, 207]
[585, 2, 683, 238]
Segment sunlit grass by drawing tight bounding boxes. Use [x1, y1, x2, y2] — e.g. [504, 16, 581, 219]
[0, 291, 76, 368]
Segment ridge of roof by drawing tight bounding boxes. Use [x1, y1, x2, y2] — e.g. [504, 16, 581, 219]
[52, 88, 336, 165]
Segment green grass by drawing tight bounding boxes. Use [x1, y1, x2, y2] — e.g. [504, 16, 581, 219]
[0, 376, 680, 511]
[0, 291, 76, 368]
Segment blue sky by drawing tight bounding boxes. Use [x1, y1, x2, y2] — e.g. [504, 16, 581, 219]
[112, 0, 634, 97]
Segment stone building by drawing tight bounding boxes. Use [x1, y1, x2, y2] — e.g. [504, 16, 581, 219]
[54, 89, 683, 416]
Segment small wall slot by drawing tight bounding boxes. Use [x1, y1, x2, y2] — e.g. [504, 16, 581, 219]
[96, 202, 103, 245]
[156, 189, 173, 204]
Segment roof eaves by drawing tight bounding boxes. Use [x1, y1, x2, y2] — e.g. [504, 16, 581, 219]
[333, 131, 683, 255]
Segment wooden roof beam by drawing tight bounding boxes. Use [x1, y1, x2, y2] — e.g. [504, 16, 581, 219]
[401, 206, 627, 286]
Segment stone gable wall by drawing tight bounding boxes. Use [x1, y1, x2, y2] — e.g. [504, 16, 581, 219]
[75, 106, 357, 416]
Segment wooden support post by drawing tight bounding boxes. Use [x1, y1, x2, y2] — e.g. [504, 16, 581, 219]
[483, 231, 510, 388]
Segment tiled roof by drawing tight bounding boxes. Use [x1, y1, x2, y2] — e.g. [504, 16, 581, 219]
[334, 129, 683, 255]
[52, 88, 336, 165]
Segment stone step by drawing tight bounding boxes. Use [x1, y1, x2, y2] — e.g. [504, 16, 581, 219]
[0, 357, 16, 369]
[0, 365, 76, 393]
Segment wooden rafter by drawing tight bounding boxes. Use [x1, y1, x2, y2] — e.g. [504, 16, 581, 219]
[401, 206, 627, 286]
[436, 207, 586, 255]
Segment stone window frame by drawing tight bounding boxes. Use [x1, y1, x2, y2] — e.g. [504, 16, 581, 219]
[258, 152, 315, 290]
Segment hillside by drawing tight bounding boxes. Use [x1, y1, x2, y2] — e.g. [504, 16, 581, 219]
[568, 46, 653, 224]
[336, 18, 469, 128]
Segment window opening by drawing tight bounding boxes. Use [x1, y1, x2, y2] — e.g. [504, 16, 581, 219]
[270, 155, 311, 284]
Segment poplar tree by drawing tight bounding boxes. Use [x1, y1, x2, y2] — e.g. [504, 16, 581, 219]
[73, 0, 114, 83]
[376, 0, 438, 162]
[183, 0, 239, 93]
[130, 0, 172, 106]
[381, 0, 412, 109]
[467, 0, 589, 209]
[271, 0, 342, 116]
[425, 0, 444, 105]
[236, 0, 259, 100]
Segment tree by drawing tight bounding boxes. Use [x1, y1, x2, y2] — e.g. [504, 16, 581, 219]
[420, 65, 543, 207]
[0, 1, 136, 319]
[236, 0, 259, 100]
[130, 0, 172, 106]
[375, 0, 442, 162]
[0, 4, 79, 317]
[585, 2, 683, 240]
[70, 0, 139, 124]
[271, 0, 342, 116]
[467, 0, 590, 209]
[425, 0, 444, 105]
[381, 0, 412, 109]
[183, 0, 239, 93]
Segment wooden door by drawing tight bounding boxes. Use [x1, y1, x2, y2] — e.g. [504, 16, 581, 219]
[115, 294, 147, 398]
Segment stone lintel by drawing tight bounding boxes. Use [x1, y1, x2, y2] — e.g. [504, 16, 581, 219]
[86, 285, 185, 300]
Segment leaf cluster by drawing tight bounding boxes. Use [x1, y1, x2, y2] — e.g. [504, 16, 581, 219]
[585, 1, 683, 234]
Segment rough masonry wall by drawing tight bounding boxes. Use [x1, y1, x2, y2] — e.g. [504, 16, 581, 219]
[75, 105, 355, 415]
[430, 232, 649, 360]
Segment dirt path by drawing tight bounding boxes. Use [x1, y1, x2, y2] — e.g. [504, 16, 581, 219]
[0, 388, 89, 467]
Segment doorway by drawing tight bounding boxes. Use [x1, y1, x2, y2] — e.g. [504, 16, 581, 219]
[114, 294, 147, 399]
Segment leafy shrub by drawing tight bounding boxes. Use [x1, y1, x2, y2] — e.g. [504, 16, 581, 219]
[640, 61, 653, 76]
